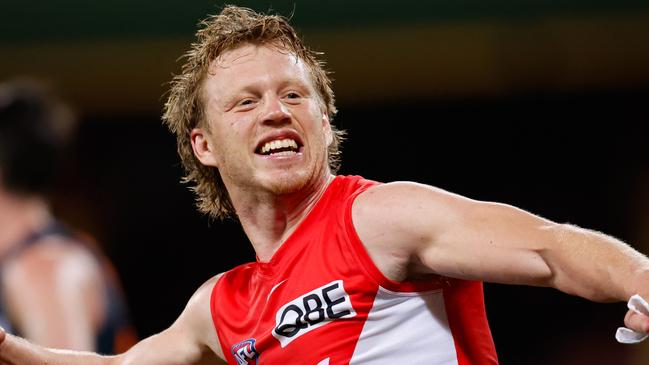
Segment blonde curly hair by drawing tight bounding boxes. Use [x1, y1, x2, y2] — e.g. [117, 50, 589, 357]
[162, 5, 345, 220]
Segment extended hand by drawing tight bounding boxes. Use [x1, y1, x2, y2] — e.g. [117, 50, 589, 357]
[618, 295, 649, 344]
[625, 309, 649, 334]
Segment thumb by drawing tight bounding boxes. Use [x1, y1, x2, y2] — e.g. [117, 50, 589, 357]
[625, 309, 649, 333]
[0, 326, 5, 344]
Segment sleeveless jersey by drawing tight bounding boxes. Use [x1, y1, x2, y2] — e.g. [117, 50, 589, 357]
[211, 175, 498, 364]
[0, 220, 137, 354]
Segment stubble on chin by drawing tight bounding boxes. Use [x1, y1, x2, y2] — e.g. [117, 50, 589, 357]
[265, 171, 309, 195]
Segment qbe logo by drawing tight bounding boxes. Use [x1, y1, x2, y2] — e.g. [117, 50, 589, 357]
[231, 338, 259, 365]
[272, 280, 356, 347]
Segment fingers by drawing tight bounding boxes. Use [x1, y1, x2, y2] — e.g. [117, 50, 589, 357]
[0, 326, 5, 344]
[625, 309, 649, 334]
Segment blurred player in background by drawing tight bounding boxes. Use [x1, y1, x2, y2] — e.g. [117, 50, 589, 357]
[0, 78, 136, 353]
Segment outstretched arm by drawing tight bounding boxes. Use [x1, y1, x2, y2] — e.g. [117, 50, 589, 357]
[352, 182, 649, 333]
[0, 275, 226, 365]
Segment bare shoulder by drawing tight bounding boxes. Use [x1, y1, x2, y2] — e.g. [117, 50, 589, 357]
[355, 181, 474, 207]
[7, 234, 98, 269]
[182, 273, 223, 326]
[3, 235, 103, 296]
[110, 274, 227, 365]
[173, 273, 225, 360]
[352, 181, 474, 244]
[351, 181, 476, 280]
[186, 274, 223, 308]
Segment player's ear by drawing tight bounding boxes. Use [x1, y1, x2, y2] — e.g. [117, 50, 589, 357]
[322, 114, 333, 147]
[191, 128, 219, 168]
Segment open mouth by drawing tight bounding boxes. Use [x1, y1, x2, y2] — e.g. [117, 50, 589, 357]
[256, 138, 302, 156]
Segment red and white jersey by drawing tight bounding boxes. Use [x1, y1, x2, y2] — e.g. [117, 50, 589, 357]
[211, 175, 498, 364]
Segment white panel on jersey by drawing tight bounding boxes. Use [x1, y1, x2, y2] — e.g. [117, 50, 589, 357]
[349, 288, 458, 365]
[272, 280, 356, 348]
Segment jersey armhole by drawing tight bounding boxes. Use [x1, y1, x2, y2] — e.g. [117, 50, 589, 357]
[209, 274, 231, 362]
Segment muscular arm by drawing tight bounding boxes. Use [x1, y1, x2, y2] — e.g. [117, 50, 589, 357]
[353, 182, 649, 328]
[0, 275, 227, 365]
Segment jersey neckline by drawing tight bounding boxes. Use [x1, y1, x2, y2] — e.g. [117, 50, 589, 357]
[254, 175, 344, 278]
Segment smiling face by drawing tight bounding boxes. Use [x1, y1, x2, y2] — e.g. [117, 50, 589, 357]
[191, 44, 333, 200]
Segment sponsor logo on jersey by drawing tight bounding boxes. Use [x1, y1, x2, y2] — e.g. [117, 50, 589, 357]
[231, 338, 259, 365]
[272, 280, 356, 347]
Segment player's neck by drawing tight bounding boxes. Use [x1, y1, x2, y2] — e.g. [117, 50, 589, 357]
[237, 174, 335, 262]
[0, 192, 51, 255]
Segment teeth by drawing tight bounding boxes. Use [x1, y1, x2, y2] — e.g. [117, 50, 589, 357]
[260, 138, 299, 154]
[274, 151, 295, 156]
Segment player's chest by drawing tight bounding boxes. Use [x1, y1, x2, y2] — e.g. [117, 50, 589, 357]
[224, 274, 377, 365]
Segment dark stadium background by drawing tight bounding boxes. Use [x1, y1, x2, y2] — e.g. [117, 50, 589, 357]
[2, 1, 648, 363]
